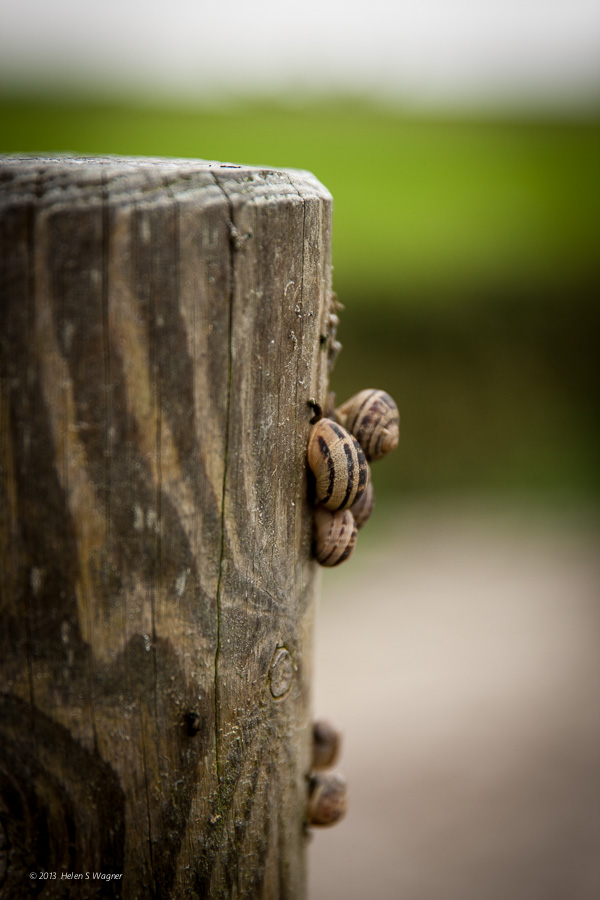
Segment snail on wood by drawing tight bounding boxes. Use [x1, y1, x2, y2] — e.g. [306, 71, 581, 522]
[313, 506, 357, 567]
[312, 719, 342, 770]
[336, 389, 399, 461]
[307, 417, 369, 512]
[349, 479, 375, 530]
[307, 771, 348, 827]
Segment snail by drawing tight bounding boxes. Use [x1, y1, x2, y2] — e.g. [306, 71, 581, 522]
[312, 719, 342, 770]
[307, 416, 369, 512]
[307, 771, 348, 827]
[336, 389, 399, 461]
[313, 507, 357, 567]
[349, 479, 375, 530]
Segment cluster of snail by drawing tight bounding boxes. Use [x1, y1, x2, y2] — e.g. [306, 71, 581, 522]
[306, 719, 347, 827]
[303, 305, 400, 826]
[307, 389, 399, 566]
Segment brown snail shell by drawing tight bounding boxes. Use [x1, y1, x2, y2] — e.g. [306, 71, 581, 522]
[307, 418, 369, 511]
[313, 506, 357, 567]
[336, 389, 399, 461]
[312, 719, 342, 770]
[307, 771, 348, 827]
[350, 480, 375, 530]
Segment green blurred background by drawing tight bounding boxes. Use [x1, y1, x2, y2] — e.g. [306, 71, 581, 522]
[2, 94, 599, 505]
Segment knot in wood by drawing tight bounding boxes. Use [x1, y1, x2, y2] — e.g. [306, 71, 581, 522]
[269, 647, 294, 698]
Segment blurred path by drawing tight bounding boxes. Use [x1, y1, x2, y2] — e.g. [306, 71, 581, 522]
[309, 500, 600, 900]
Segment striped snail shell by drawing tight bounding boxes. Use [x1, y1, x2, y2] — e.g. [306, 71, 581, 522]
[307, 771, 348, 827]
[350, 480, 375, 530]
[307, 418, 369, 511]
[314, 506, 357, 567]
[336, 389, 399, 461]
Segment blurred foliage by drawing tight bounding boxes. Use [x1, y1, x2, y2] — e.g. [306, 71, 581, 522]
[2, 93, 598, 503]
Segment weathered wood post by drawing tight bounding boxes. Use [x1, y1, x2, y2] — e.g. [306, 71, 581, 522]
[0, 156, 333, 898]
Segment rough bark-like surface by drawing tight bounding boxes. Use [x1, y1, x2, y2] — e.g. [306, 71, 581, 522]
[0, 156, 333, 898]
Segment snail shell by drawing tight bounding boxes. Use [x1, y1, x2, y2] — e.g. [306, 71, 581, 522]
[307, 771, 348, 827]
[350, 480, 375, 530]
[313, 507, 357, 567]
[336, 389, 399, 461]
[307, 418, 369, 511]
[312, 719, 342, 770]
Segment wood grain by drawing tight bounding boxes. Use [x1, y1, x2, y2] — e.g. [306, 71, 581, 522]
[0, 156, 334, 898]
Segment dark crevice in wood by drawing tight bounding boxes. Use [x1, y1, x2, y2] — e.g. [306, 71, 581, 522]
[101, 171, 113, 558]
[294, 191, 308, 621]
[151, 209, 162, 723]
[150, 202, 162, 891]
[209, 170, 236, 814]
[24, 195, 36, 728]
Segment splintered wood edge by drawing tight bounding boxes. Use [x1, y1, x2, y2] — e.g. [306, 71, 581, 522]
[0, 156, 333, 210]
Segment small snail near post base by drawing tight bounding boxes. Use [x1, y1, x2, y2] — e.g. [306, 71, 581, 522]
[306, 718, 346, 828]
[307, 771, 348, 827]
[312, 718, 342, 770]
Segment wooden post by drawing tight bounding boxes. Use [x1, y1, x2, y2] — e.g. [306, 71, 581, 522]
[0, 156, 333, 898]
